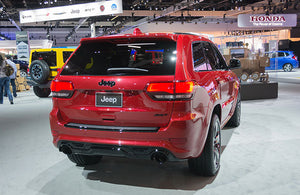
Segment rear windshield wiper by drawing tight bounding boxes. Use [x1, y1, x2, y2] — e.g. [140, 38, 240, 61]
[107, 67, 149, 73]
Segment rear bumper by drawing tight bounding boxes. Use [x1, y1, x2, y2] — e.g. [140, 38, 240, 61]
[50, 107, 210, 160]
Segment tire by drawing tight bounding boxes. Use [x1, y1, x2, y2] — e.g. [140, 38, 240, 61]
[283, 63, 292, 72]
[240, 72, 249, 82]
[188, 114, 221, 176]
[250, 72, 260, 81]
[20, 70, 27, 77]
[33, 86, 51, 98]
[67, 154, 102, 166]
[29, 60, 50, 84]
[226, 92, 241, 127]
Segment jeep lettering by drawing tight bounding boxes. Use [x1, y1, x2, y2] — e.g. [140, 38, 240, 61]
[98, 79, 116, 87]
[100, 96, 117, 104]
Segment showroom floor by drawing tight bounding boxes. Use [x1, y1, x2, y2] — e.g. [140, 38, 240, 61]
[1, 69, 300, 195]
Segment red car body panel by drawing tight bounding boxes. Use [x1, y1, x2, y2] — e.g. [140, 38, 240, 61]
[49, 30, 240, 160]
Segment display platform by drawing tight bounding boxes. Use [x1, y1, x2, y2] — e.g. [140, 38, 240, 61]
[240, 82, 278, 100]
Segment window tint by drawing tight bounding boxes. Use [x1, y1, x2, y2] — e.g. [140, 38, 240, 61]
[63, 51, 73, 63]
[278, 52, 285, 57]
[61, 40, 176, 76]
[192, 42, 208, 71]
[211, 44, 228, 69]
[31, 51, 56, 66]
[202, 42, 217, 70]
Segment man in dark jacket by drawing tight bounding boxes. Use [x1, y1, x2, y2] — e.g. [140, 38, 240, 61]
[0, 53, 14, 104]
[4, 55, 17, 97]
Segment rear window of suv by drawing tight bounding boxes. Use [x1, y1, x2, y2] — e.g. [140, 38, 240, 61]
[31, 51, 56, 66]
[61, 39, 177, 76]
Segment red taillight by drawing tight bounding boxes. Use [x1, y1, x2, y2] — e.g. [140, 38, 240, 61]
[147, 83, 174, 94]
[146, 81, 194, 100]
[175, 81, 194, 93]
[51, 81, 74, 98]
[292, 56, 297, 60]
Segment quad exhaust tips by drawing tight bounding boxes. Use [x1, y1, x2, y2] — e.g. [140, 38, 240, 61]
[59, 144, 169, 164]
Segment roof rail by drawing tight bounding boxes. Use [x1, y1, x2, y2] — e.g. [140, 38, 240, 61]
[173, 32, 201, 36]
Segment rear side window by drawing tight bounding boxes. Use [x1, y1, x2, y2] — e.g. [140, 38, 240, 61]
[202, 42, 217, 70]
[211, 44, 228, 69]
[61, 40, 177, 76]
[192, 42, 210, 71]
[31, 51, 56, 66]
[278, 52, 285, 57]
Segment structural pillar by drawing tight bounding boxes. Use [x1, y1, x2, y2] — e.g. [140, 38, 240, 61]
[90, 23, 96, 38]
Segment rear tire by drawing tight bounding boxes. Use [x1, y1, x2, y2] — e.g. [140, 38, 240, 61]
[250, 72, 260, 81]
[188, 114, 221, 176]
[33, 86, 51, 98]
[226, 92, 241, 127]
[283, 63, 292, 72]
[67, 154, 102, 166]
[240, 72, 249, 82]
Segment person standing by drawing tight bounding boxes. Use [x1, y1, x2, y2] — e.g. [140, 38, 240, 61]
[4, 55, 17, 97]
[0, 53, 14, 104]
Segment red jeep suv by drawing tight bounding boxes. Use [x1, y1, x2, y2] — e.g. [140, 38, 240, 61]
[50, 28, 241, 176]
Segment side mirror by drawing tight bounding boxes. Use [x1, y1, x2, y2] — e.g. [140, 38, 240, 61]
[229, 58, 241, 69]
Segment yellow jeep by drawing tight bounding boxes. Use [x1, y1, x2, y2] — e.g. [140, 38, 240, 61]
[27, 48, 75, 97]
